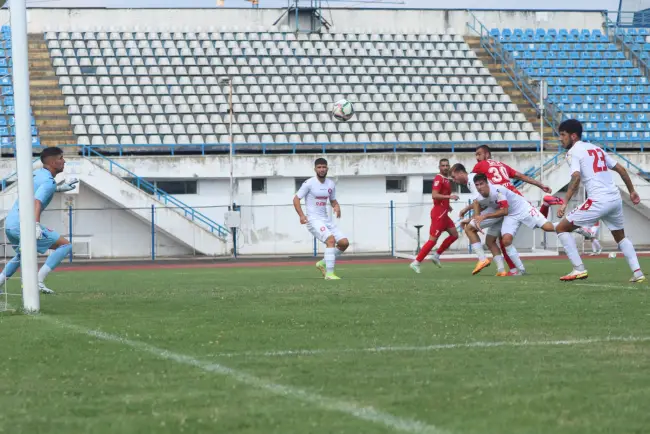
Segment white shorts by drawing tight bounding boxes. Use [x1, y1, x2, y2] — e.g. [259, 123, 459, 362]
[306, 219, 347, 244]
[502, 206, 548, 238]
[479, 207, 503, 237]
[567, 198, 623, 231]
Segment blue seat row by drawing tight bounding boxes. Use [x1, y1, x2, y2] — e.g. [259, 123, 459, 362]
[583, 122, 650, 131]
[546, 76, 648, 86]
[549, 85, 650, 95]
[0, 126, 38, 136]
[583, 131, 650, 141]
[526, 67, 643, 77]
[556, 102, 650, 112]
[511, 50, 627, 60]
[504, 42, 618, 52]
[569, 113, 649, 122]
[0, 117, 36, 126]
[622, 35, 649, 44]
[491, 28, 608, 42]
[517, 59, 633, 69]
[548, 94, 650, 104]
[617, 28, 650, 36]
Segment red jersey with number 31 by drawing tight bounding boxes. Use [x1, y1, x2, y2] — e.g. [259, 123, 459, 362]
[432, 174, 451, 210]
[472, 159, 522, 196]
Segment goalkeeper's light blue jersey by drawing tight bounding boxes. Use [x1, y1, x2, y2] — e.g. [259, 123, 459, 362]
[5, 168, 56, 231]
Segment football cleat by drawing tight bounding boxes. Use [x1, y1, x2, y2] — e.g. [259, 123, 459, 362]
[507, 269, 526, 276]
[589, 249, 602, 256]
[574, 227, 594, 240]
[630, 273, 646, 283]
[543, 195, 565, 206]
[431, 255, 442, 268]
[472, 259, 491, 275]
[315, 260, 326, 277]
[409, 262, 421, 274]
[324, 272, 341, 280]
[495, 271, 508, 277]
[38, 282, 56, 294]
[560, 269, 588, 281]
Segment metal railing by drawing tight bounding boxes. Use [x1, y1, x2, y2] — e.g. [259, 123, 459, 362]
[466, 11, 567, 135]
[604, 14, 650, 81]
[81, 145, 230, 238]
[512, 150, 566, 188]
[602, 144, 650, 178]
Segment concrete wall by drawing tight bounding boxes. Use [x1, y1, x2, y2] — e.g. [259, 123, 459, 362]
[2, 151, 648, 258]
[5, 8, 605, 35]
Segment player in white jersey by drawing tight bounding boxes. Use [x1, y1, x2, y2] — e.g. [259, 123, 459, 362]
[451, 163, 516, 276]
[586, 221, 602, 256]
[471, 173, 557, 274]
[554, 119, 644, 282]
[293, 158, 349, 280]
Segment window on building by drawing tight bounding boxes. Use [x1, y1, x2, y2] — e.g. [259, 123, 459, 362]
[155, 180, 197, 195]
[386, 176, 406, 193]
[124, 178, 197, 195]
[295, 177, 309, 192]
[423, 177, 469, 195]
[252, 178, 267, 193]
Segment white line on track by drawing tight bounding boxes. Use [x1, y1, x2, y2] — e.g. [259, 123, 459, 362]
[40, 317, 445, 434]
[206, 336, 650, 359]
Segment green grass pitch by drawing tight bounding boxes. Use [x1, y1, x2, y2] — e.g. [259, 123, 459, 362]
[1, 257, 649, 434]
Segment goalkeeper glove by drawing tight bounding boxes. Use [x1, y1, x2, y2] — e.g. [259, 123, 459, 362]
[56, 178, 79, 192]
[35, 223, 43, 240]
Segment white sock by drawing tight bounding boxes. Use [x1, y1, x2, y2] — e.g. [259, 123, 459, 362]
[432, 251, 440, 259]
[618, 238, 642, 276]
[592, 239, 601, 252]
[471, 242, 486, 261]
[324, 247, 336, 273]
[505, 245, 526, 271]
[558, 232, 585, 271]
[38, 264, 52, 283]
[411, 260, 421, 265]
[494, 255, 505, 272]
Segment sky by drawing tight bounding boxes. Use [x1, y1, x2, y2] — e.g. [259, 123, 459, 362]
[24, 0, 624, 11]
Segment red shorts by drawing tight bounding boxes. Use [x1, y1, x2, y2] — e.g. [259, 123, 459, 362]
[429, 208, 454, 238]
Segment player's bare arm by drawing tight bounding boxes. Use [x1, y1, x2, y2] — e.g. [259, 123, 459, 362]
[331, 199, 341, 218]
[512, 171, 552, 193]
[459, 203, 472, 218]
[431, 190, 459, 202]
[558, 172, 581, 218]
[292, 195, 308, 224]
[611, 164, 641, 205]
[474, 206, 508, 227]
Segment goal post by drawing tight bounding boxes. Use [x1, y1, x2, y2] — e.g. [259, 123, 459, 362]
[10, 0, 39, 313]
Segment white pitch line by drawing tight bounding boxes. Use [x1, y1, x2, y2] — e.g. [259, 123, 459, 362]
[206, 336, 650, 359]
[41, 317, 445, 434]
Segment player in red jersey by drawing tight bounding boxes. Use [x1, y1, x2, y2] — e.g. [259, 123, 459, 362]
[473, 145, 562, 217]
[410, 158, 459, 273]
[472, 145, 559, 274]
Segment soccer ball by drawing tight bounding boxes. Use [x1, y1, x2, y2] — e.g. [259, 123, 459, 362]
[608, 252, 617, 259]
[331, 99, 355, 122]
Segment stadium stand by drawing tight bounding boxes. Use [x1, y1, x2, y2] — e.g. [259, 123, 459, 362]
[493, 27, 650, 144]
[44, 26, 539, 152]
[0, 26, 41, 150]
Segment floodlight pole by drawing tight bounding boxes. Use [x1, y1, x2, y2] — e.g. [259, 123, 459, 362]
[11, 0, 39, 313]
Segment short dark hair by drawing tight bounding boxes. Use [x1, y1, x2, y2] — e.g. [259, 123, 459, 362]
[314, 157, 328, 166]
[450, 163, 466, 174]
[439, 158, 449, 165]
[559, 119, 583, 138]
[40, 146, 63, 164]
[473, 173, 489, 184]
[476, 144, 491, 154]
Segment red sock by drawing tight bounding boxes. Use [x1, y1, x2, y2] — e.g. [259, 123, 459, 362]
[436, 235, 458, 255]
[500, 239, 516, 270]
[540, 204, 549, 218]
[416, 240, 436, 262]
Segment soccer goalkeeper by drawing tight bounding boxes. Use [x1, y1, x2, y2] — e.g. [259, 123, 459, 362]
[0, 147, 78, 295]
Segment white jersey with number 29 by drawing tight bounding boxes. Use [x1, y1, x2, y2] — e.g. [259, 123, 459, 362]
[566, 141, 620, 201]
[295, 176, 337, 219]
